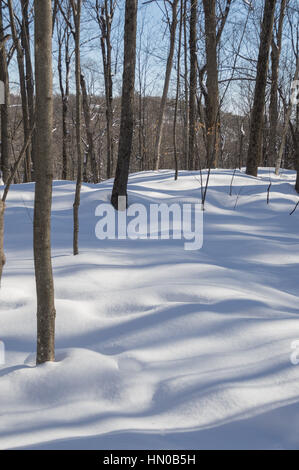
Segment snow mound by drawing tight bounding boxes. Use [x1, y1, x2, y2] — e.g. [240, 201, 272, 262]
[0, 168, 299, 449]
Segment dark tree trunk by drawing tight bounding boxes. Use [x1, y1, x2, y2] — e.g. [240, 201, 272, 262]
[21, 0, 36, 179]
[0, 200, 5, 283]
[97, 0, 115, 180]
[246, 0, 276, 177]
[34, 0, 56, 364]
[72, 0, 82, 256]
[154, 0, 178, 171]
[8, 0, 31, 182]
[0, 2, 10, 184]
[203, 0, 220, 169]
[111, 0, 138, 209]
[188, 0, 197, 171]
[268, 0, 287, 167]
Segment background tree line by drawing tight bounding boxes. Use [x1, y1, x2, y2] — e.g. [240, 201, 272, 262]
[0, 0, 298, 187]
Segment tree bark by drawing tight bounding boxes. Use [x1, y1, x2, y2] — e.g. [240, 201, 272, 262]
[72, 0, 82, 256]
[0, 199, 5, 283]
[0, 2, 10, 184]
[21, 0, 36, 178]
[154, 0, 178, 171]
[268, 0, 287, 167]
[97, 0, 115, 180]
[188, 0, 197, 171]
[203, 0, 220, 169]
[173, 0, 183, 180]
[81, 73, 98, 183]
[275, 57, 299, 175]
[34, 0, 56, 364]
[8, 0, 31, 182]
[246, 0, 276, 177]
[111, 0, 138, 209]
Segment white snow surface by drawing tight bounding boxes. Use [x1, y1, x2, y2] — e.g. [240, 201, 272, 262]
[0, 168, 299, 450]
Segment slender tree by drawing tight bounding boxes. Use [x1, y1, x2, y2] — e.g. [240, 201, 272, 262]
[71, 0, 82, 255]
[111, 0, 138, 209]
[268, 0, 287, 166]
[173, 0, 183, 179]
[81, 73, 99, 183]
[96, 0, 116, 179]
[0, 2, 10, 184]
[154, 0, 178, 171]
[34, 0, 56, 364]
[188, 0, 197, 171]
[203, 0, 220, 169]
[246, 0, 277, 177]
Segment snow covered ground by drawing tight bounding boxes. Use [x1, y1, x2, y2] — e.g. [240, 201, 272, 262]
[0, 168, 299, 450]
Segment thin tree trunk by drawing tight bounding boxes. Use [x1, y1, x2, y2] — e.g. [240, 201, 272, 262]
[21, 0, 36, 179]
[97, 0, 115, 180]
[72, 0, 82, 256]
[0, 2, 10, 184]
[154, 0, 178, 171]
[183, 0, 189, 170]
[111, 0, 138, 209]
[188, 0, 197, 171]
[34, 0, 56, 364]
[268, 0, 287, 167]
[173, 0, 183, 180]
[275, 57, 299, 175]
[8, 0, 31, 182]
[246, 0, 276, 177]
[0, 199, 5, 283]
[203, 0, 220, 169]
[81, 73, 98, 183]
[56, 5, 71, 180]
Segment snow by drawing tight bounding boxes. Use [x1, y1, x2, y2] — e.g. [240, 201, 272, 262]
[0, 168, 299, 450]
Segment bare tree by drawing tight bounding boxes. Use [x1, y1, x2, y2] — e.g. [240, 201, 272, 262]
[246, 0, 277, 177]
[95, 0, 116, 179]
[56, 0, 72, 180]
[71, 0, 83, 256]
[111, 0, 138, 209]
[268, 0, 287, 166]
[7, 0, 32, 182]
[153, 0, 179, 171]
[81, 72, 99, 183]
[0, 2, 10, 184]
[173, 0, 183, 180]
[203, 0, 220, 169]
[275, 57, 299, 175]
[188, 0, 197, 171]
[34, 0, 56, 364]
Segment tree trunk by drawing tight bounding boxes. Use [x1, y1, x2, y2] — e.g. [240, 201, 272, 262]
[21, 0, 36, 179]
[173, 0, 183, 180]
[34, 0, 56, 364]
[0, 2, 10, 184]
[0, 200, 5, 283]
[154, 0, 178, 171]
[81, 73, 98, 183]
[8, 0, 31, 183]
[182, 0, 189, 170]
[72, 0, 82, 256]
[188, 0, 197, 171]
[275, 57, 299, 175]
[203, 0, 220, 169]
[97, 0, 115, 180]
[111, 0, 138, 209]
[268, 0, 287, 167]
[246, 0, 276, 177]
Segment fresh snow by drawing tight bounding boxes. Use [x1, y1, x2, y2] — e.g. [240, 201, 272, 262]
[0, 168, 299, 450]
